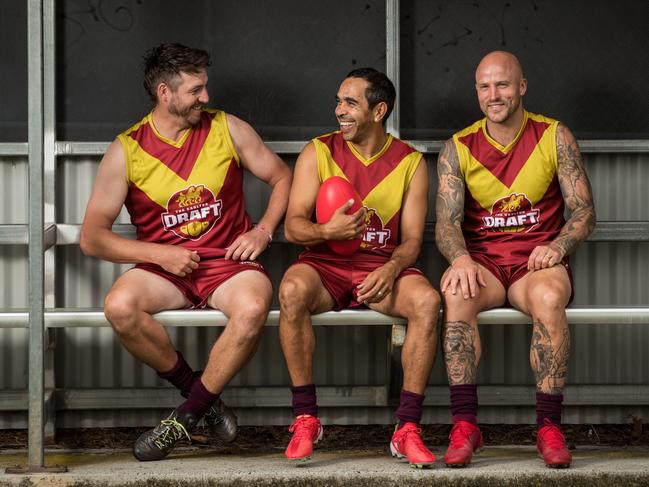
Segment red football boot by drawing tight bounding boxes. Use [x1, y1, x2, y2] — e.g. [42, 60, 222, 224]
[537, 419, 572, 468]
[285, 414, 323, 461]
[444, 420, 484, 467]
[390, 422, 436, 468]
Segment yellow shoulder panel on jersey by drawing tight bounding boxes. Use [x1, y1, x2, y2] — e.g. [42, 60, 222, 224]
[363, 151, 423, 225]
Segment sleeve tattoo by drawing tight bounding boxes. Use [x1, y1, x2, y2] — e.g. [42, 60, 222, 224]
[553, 124, 596, 257]
[435, 140, 470, 263]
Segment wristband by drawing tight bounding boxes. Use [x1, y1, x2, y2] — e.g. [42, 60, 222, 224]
[254, 224, 273, 245]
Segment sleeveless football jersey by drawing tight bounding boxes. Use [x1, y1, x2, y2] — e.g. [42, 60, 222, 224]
[453, 111, 565, 264]
[118, 109, 251, 259]
[304, 131, 423, 261]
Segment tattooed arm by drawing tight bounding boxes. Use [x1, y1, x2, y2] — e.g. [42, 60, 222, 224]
[435, 140, 467, 262]
[527, 124, 596, 270]
[435, 139, 486, 299]
[553, 124, 596, 255]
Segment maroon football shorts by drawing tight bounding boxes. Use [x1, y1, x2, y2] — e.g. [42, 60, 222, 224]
[470, 252, 574, 303]
[132, 258, 267, 309]
[294, 254, 423, 310]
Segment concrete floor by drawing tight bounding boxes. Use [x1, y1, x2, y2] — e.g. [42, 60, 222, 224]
[2, 445, 649, 486]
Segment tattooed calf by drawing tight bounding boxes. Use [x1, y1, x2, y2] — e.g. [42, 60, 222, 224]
[530, 319, 570, 394]
[443, 320, 478, 385]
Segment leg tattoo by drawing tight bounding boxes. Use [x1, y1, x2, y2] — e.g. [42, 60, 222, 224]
[443, 321, 478, 385]
[530, 320, 570, 394]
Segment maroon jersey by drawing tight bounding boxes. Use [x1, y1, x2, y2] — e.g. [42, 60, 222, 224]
[453, 111, 565, 264]
[118, 109, 252, 259]
[302, 131, 423, 262]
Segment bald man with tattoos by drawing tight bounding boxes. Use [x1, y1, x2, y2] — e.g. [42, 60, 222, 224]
[435, 51, 595, 468]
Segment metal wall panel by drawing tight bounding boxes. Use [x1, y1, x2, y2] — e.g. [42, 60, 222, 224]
[0, 158, 28, 225]
[586, 153, 649, 220]
[0, 158, 29, 398]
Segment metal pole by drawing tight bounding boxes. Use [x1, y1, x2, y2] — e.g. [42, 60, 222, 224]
[27, 0, 45, 469]
[44, 0, 56, 306]
[386, 0, 400, 138]
[43, 0, 58, 444]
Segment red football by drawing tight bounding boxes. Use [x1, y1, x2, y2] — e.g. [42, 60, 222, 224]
[316, 176, 363, 255]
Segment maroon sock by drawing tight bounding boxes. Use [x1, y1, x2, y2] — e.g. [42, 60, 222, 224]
[177, 378, 218, 419]
[396, 389, 425, 426]
[291, 384, 318, 417]
[191, 370, 203, 387]
[157, 351, 195, 396]
[536, 392, 563, 426]
[179, 370, 204, 399]
[450, 384, 478, 424]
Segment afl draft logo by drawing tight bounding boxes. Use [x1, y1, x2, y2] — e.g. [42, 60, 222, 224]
[482, 193, 540, 233]
[360, 208, 391, 250]
[161, 185, 222, 240]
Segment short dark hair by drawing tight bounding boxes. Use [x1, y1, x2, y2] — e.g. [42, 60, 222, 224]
[143, 43, 211, 103]
[345, 67, 396, 124]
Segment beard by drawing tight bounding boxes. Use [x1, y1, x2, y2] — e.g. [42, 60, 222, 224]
[169, 98, 202, 126]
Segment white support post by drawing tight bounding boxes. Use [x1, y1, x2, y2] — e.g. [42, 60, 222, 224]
[386, 0, 400, 138]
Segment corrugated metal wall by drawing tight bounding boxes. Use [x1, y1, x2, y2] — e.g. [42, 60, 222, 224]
[0, 157, 29, 429]
[0, 159, 29, 377]
[3, 151, 648, 427]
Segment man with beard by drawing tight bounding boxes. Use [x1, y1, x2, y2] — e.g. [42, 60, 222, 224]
[80, 44, 291, 461]
[279, 68, 440, 467]
[435, 51, 595, 468]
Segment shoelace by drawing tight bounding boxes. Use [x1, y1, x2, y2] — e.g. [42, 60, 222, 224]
[152, 418, 191, 449]
[205, 405, 223, 423]
[539, 426, 566, 450]
[399, 426, 427, 449]
[289, 418, 318, 440]
[448, 424, 474, 449]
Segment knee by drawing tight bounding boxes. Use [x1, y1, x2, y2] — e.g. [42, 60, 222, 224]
[429, 287, 442, 311]
[279, 276, 310, 319]
[405, 288, 441, 334]
[104, 290, 139, 336]
[441, 287, 480, 317]
[231, 297, 269, 333]
[527, 282, 568, 317]
[227, 304, 268, 347]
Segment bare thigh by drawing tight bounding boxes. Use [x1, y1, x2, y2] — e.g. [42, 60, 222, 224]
[369, 273, 439, 319]
[280, 263, 336, 315]
[207, 270, 273, 317]
[507, 265, 571, 314]
[108, 268, 190, 313]
[441, 263, 507, 318]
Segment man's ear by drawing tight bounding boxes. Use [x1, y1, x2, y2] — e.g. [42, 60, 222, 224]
[374, 101, 388, 123]
[157, 82, 171, 104]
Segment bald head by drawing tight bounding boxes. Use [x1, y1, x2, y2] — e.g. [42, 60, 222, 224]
[474, 51, 527, 126]
[476, 51, 524, 83]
